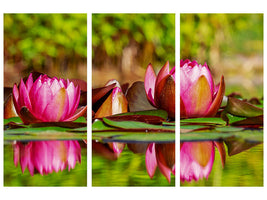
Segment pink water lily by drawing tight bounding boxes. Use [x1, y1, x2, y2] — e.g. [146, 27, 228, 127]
[180, 141, 225, 182]
[12, 73, 87, 124]
[13, 140, 81, 176]
[144, 61, 175, 119]
[146, 143, 175, 183]
[180, 59, 225, 118]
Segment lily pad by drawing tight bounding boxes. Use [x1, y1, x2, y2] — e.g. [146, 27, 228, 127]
[4, 117, 87, 141]
[103, 117, 175, 132]
[102, 132, 175, 143]
[180, 117, 226, 125]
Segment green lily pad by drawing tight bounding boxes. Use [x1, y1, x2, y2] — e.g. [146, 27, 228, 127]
[4, 117, 23, 125]
[103, 117, 175, 131]
[4, 130, 86, 141]
[92, 119, 117, 131]
[115, 109, 168, 120]
[4, 117, 87, 141]
[102, 132, 175, 143]
[180, 117, 226, 125]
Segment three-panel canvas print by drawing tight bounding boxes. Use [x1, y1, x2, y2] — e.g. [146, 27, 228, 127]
[3, 13, 263, 187]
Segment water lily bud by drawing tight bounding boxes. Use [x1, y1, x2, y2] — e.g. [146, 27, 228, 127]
[12, 73, 87, 124]
[94, 80, 128, 118]
[180, 59, 225, 118]
[144, 61, 175, 119]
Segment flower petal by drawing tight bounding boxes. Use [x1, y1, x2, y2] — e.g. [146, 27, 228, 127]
[205, 75, 225, 117]
[170, 66, 175, 81]
[26, 73, 33, 91]
[112, 87, 128, 115]
[65, 105, 87, 121]
[144, 63, 157, 106]
[19, 78, 32, 111]
[182, 75, 212, 117]
[180, 142, 215, 182]
[94, 87, 128, 118]
[214, 141, 226, 168]
[180, 97, 187, 118]
[155, 74, 175, 118]
[19, 106, 41, 124]
[12, 84, 20, 112]
[145, 143, 157, 179]
[155, 61, 170, 88]
[155, 144, 172, 183]
[42, 88, 68, 121]
[31, 82, 53, 116]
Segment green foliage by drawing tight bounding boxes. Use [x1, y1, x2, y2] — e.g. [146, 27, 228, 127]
[92, 14, 175, 68]
[4, 14, 87, 70]
[180, 14, 263, 63]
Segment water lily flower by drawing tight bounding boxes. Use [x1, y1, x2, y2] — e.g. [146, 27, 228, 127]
[13, 140, 81, 176]
[93, 80, 127, 155]
[180, 59, 225, 118]
[146, 143, 175, 183]
[180, 141, 225, 182]
[94, 79, 128, 118]
[144, 61, 175, 119]
[12, 73, 87, 124]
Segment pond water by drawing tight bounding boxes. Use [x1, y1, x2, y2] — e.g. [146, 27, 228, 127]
[92, 141, 175, 186]
[4, 140, 87, 186]
[181, 143, 263, 186]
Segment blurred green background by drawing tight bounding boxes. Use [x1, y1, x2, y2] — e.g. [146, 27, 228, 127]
[4, 141, 87, 186]
[181, 13, 263, 98]
[4, 13, 87, 87]
[92, 13, 175, 87]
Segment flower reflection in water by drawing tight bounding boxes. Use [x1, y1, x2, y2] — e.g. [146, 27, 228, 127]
[13, 140, 81, 176]
[180, 141, 225, 182]
[92, 140, 175, 183]
[146, 143, 175, 183]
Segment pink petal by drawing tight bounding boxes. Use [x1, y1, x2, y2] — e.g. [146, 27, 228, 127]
[50, 78, 62, 96]
[144, 63, 156, 106]
[111, 142, 125, 154]
[31, 82, 53, 117]
[155, 144, 172, 183]
[170, 66, 175, 82]
[145, 143, 157, 179]
[180, 60, 214, 96]
[26, 73, 33, 91]
[180, 142, 215, 182]
[205, 76, 225, 117]
[67, 84, 80, 117]
[19, 78, 32, 111]
[66, 82, 76, 116]
[42, 88, 68, 121]
[65, 141, 81, 171]
[29, 75, 42, 97]
[12, 84, 20, 112]
[181, 75, 212, 117]
[213, 141, 226, 168]
[64, 105, 87, 121]
[155, 61, 169, 92]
